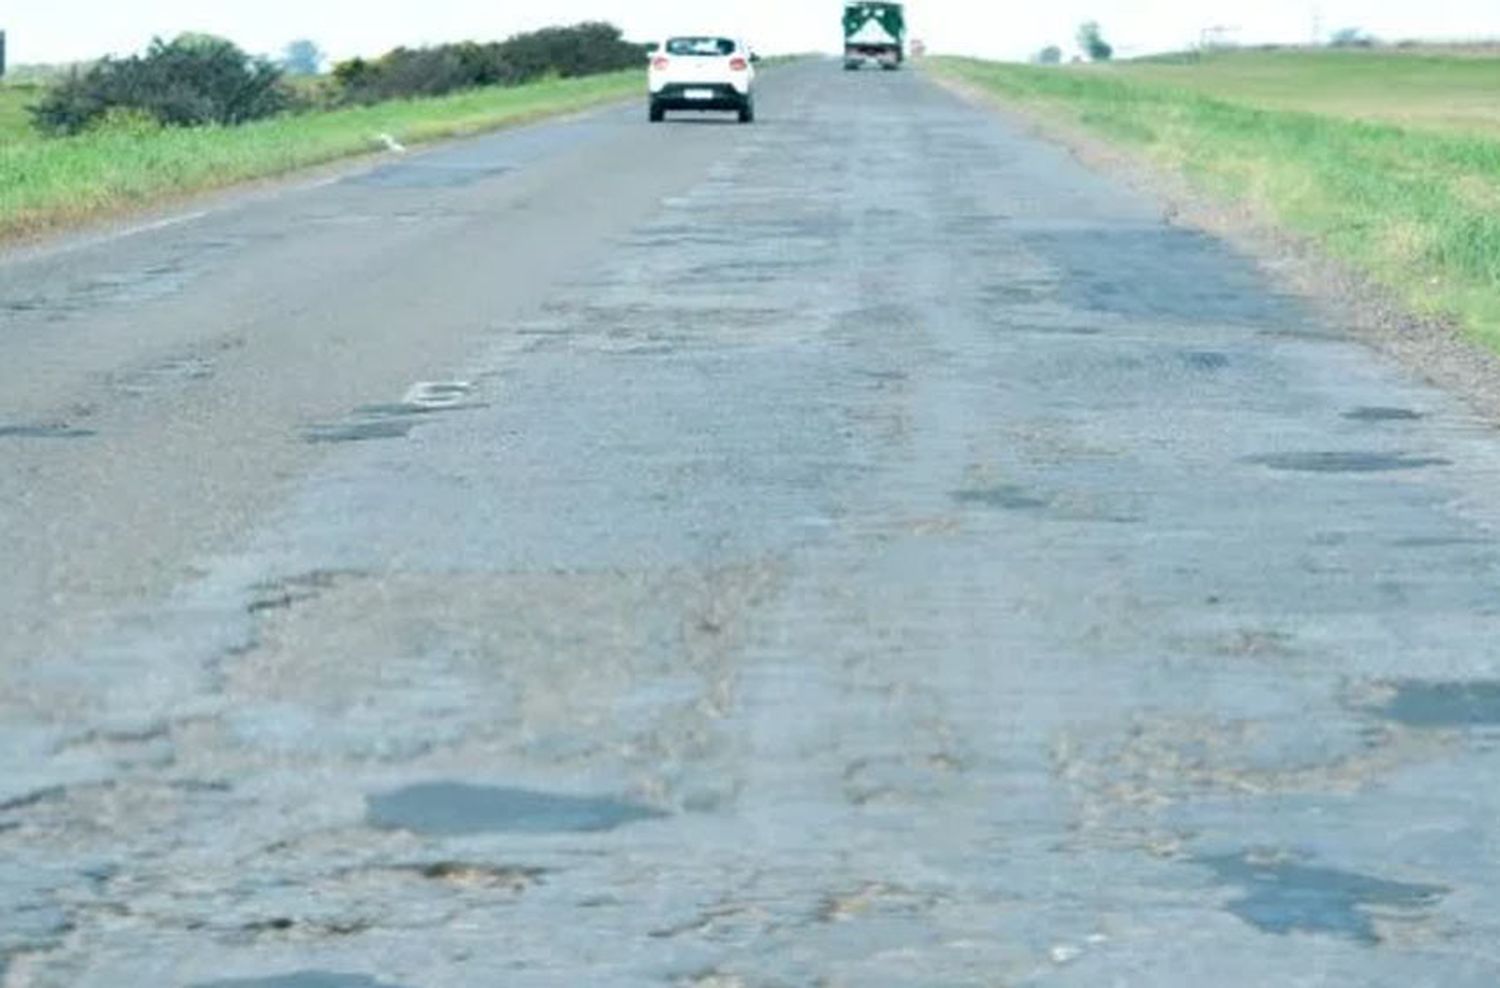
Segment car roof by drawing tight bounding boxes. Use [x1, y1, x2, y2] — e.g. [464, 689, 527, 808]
[661, 34, 743, 44]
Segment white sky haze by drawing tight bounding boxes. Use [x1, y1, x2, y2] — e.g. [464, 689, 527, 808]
[5, 1, 1500, 65]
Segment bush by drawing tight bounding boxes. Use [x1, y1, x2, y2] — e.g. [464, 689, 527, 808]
[31, 34, 290, 135]
[333, 22, 644, 104]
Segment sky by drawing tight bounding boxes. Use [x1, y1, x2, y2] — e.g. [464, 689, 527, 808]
[4, 0, 1500, 66]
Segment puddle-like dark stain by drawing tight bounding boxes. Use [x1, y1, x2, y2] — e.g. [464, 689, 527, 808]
[0, 424, 96, 440]
[304, 420, 415, 444]
[1344, 407, 1423, 422]
[1181, 350, 1230, 371]
[194, 973, 406, 988]
[1197, 851, 1446, 944]
[952, 486, 1050, 511]
[367, 782, 665, 836]
[1247, 452, 1449, 473]
[1369, 680, 1500, 728]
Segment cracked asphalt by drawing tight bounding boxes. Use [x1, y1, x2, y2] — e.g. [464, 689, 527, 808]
[5, 61, 1500, 986]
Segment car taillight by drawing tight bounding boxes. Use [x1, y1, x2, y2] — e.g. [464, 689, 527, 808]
[652, 56, 670, 70]
[729, 57, 748, 71]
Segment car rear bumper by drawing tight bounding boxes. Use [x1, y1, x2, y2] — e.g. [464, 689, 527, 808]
[650, 83, 751, 111]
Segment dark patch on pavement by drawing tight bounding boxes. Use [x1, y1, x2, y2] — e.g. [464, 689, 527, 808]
[1392, 535, 1488, 549]
[952, 486, 1050, 511]
[367, 782, 666, 836]
[1344, 407, 1424, 422]
[1007, 323, 1103, 337]
[1022, 227, 1286, 323]
[1369, 680, 1500, 728]
[114, 356, 217, 395]
[248, 571, 354, 615]
[305, 392, 475, 444]
[0, 424, 97, 440]
[350, 404, 445, 418]
[401, 861, 547, 890]
[304, 420, 416, 444]
[194, 973, 406, 988]
[1181, 350, 1230, 371]
[1197, 851, 1447, 944]
[0, 786, 67, 813]
[351, 162, 513, 189]
[1247, 452, 1450, 473]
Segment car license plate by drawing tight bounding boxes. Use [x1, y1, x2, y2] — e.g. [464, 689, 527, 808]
[685, 89, 714, 100]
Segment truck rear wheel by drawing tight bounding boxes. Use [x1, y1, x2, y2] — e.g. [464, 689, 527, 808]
[739, 102, 755, 124]
[649, 102, 665, 123]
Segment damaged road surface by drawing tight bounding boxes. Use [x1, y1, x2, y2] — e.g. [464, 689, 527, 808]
[5, 62, 1500, 986]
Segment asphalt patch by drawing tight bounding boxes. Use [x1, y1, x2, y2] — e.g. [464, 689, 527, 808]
[366, 782, 666, 836]
[0, 424, 96, 440]
[1370, 680, 1500, 728]
[1247, 452, 1450, 473]
[194, 974, 405, 988]
[1197, 851, 1446, 945]
[1344, 407, 1424, 422]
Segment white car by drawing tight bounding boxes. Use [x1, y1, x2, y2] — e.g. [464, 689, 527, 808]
[648, 36, 757, 124]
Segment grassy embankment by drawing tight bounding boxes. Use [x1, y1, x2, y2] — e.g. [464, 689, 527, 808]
[0, 70, 642, 239]
[929, 50, 1500, 349]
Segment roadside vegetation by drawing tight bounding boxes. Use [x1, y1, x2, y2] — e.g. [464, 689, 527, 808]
[930, 49, 1500, 349]
[0, 23, 646, 239]
[0, 86, 38, 145]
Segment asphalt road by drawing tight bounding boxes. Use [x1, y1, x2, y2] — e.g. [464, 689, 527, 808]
[5, 61, 1500, 987]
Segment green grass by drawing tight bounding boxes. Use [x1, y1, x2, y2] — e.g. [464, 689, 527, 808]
[1118, 49, 1500, 136]
[0, 70, 642, 239]
[0, 86, 41, 146]
[929, 52, 1500, 349]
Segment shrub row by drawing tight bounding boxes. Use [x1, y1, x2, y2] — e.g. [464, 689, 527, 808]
[30, 22, 644, 136]
[333, 23, 644, 103]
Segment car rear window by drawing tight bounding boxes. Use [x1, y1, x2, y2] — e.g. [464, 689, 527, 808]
[665, 37, 737, 57]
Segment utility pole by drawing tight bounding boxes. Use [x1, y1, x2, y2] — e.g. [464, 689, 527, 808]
[1311, 5, 1324, 46]
[0, 30, 7, 80]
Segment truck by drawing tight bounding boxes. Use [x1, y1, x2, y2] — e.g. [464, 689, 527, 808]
[843, 2, 905, 70]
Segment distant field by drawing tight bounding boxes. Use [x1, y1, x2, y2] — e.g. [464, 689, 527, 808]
[0, 71, 641, 240]
[930, 51, 1500, 350]
[1119, 49, 1500, 136]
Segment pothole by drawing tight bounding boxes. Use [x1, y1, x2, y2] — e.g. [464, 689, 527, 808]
[1196, 850, 1446, 944]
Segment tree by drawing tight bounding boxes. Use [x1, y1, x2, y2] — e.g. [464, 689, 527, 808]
[1033, 45, 1063, 65]
[1076, 21, 1114, 62]
[282, 39, 325, 76]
